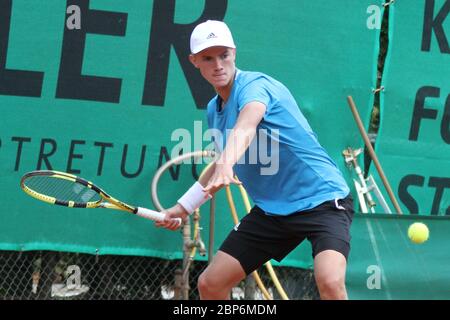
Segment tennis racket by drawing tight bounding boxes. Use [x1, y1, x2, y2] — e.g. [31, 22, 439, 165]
[20, 170, 182, 226]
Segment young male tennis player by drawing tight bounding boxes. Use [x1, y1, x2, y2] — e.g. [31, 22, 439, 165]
[156, 20, 354, 300]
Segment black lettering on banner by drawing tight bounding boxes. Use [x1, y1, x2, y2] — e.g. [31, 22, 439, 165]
[409, 86, 440, 141]
[398, 174, 424, 214]
[428, 177, 450, 215]
[66, 139, 86, 174]
[441, 93, 450, 143]
[11, 136, 31, 171]
[56, 0, 127, 103]
[157, 146, 181, 180]
[142, 0, 227, 108]
[120, 144, 146, 178]
[94, 141, 113, 176]
[0, 0, 44, 97]
[422, 0, 450, 53]
[399, 174, 450, 215]
[37, 138, 57, 170]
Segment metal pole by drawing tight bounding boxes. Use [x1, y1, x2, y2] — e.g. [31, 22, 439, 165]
[347, 96, 403, 214]
[182, 219, 191, 300]
[208, 195, 215, 265]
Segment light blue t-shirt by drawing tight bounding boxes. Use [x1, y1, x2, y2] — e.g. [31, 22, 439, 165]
[207, 69, 349, 215]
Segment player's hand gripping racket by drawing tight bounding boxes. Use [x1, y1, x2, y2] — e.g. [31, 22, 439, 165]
[20, 170, 182, 226]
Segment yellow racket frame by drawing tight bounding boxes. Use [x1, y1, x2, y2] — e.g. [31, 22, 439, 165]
[20, 170, 135, 212]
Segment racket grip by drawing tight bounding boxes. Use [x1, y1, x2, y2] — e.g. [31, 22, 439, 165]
[136, 207, 182, 226]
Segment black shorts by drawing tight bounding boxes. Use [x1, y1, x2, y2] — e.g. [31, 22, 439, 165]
[219, 195, 354, 275]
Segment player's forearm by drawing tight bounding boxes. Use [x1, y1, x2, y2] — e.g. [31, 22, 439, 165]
[218, 126, 257, 166]
[216, 101, 265, 167]
[176, 162, 215, 214]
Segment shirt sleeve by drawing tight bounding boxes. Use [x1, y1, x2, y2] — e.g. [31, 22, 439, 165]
[206, 98, 216, 129]
[237, 77, 273, 114]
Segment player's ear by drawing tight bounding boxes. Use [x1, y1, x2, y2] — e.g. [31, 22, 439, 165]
[189, 54, 199, 68]
[230, 48, 236, 61]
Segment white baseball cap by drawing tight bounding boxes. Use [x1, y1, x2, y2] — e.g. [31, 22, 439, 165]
[190, 20, 236, 54]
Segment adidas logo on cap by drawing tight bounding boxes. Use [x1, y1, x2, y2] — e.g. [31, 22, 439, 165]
[206, 32, 217, 39]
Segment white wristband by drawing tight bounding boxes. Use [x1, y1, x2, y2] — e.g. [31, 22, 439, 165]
[177, 182, 210, 215]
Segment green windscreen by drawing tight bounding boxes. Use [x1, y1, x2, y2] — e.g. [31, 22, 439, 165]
[1, 0, 377, 268]
[368, 0, 450, 215]
[347, 213, 450, 299]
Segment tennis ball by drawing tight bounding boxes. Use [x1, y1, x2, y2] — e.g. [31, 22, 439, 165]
[408, 222, 429, 244]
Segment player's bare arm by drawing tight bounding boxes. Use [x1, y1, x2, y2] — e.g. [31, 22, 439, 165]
[155, 163, 216, 230]
[156, 101, 266, 230]
[203, 101, 267, 196]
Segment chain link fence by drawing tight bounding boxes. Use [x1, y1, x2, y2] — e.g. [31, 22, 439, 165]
[0, 250, 319, 300]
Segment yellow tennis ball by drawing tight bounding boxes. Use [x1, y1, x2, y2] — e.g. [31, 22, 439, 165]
[408, 222, 429, 244]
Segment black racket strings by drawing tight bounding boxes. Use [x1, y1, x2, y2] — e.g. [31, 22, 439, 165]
[24, 175, 101, 204]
